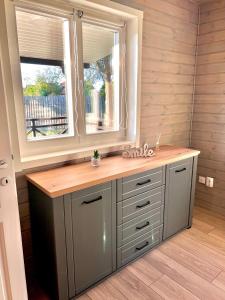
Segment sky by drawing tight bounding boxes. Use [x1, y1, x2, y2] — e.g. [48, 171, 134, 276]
[20, 63, 63, 87]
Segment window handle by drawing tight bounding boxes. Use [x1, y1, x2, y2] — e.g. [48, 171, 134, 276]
[136, 179, 151, 186]
[136, 201, 150, 209]
[175, 168, 186, 173]
[136, 221, 150, 230]
[82, 196, 102, 205]
[136, 241, 149, 251]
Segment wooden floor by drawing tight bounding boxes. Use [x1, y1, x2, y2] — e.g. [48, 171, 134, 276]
[30, 206, 225, 300]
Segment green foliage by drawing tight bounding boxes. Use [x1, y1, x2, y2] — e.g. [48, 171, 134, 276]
[36, 78, 62, 96]
[84, 80, 94, 97]
[23, 85, 36, 96]
[93, 150, 100, 159]
[23, 67, 64, 96]
[99, 83, 106, 98]
[84, 54, 112, 87]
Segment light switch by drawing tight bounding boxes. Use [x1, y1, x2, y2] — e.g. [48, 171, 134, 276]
[206, 177, 214, 188]
[199, 176, 206, 184]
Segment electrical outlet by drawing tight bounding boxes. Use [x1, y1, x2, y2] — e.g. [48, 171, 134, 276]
[206, 177, 214, 188]
[199, 176, 206, 184]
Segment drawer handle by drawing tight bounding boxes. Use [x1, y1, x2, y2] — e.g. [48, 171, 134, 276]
[136, 221, 150, 230]
[136, 179, 151, 186]
[136, 201, 150, 209]
[82, 196, 102, 205]
[175, 168, 186, 173]
[136, 241, 149, 251]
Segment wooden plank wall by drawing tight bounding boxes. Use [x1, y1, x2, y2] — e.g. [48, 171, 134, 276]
[16, 0, 199, 279]
[113, 0, 199, 146]
[191, 0, 225, 216]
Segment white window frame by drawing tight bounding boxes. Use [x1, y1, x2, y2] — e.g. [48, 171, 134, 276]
[74, 14, 126, 141]
[3, 0, 143, 170]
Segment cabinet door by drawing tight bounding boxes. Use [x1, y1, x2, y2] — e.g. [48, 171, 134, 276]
[72, 187, 113, 294]
[163, 158, 193, 240]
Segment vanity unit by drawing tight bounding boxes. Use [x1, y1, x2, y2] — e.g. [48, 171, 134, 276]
[26, 145, 199, 300]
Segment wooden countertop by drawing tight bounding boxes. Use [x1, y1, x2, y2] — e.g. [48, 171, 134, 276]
[26, 145, 200, 198]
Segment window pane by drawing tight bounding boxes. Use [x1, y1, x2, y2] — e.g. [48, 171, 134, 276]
[82, 22, 120, 134]
[16, 10, 73, 140]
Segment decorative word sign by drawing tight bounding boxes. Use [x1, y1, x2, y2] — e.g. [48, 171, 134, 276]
[122, 144, 155, 158]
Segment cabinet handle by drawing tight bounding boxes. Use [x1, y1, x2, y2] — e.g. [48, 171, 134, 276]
[175, 167, 186, 173]
[136, 179, 151, 186]
[136, 241, 149, 251]
[136, 201, 150, 209]
[82, 196, 102, 205]
[136, 221, 150, 230]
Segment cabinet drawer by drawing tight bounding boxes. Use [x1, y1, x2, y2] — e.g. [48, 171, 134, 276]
[117, 206, 164, 247]
[117, 225, 163, 268]
[117, 186, 164, 225]
[121, 167, 165, 200]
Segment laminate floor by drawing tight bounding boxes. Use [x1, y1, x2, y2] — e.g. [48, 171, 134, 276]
[30, 206, 225, 299]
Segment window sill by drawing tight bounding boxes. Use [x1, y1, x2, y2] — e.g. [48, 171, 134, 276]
[18, 140, 136, 171]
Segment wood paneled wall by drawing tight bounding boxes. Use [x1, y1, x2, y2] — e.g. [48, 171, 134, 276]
[191, 0, 225, 216]
[114, 0, 199, 146]
[16, 0, 199, 278]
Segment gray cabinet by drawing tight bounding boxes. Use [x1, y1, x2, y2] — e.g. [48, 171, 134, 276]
[117, 186, 164, 225]
[117, 206, 164, 247]
[28, 156, 198, 299]
[119, 167, 165, 200]
[163, 158, 193, 240]
[29, 181, 116, 300]
[116, 168, 165, 268]
[117, 225, 163, 267]
[29, 186, 69, 300]
[71, 183, 116, 294]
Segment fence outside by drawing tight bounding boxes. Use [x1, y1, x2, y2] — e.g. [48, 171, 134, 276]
[24, 95, 68, 137]
[24, 94, 106, 137]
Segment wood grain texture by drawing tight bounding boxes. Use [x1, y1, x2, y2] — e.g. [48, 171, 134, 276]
[26, 145, 199, 198]
[107, 269, 162, 300]
[113, 0, 198, 147]
[191, 0, 225, 217]
[151, 275, 199, 300]
[126, 257, 162, 286]
[86, 281, 126, 300]
[213, 272, 225, 292]
[159, 240, 221, 282]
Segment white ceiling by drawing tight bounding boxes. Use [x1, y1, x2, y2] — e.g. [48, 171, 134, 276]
[83, 23, 114, 63]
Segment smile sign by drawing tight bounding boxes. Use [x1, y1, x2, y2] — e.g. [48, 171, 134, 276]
[122, 144, 155, 158]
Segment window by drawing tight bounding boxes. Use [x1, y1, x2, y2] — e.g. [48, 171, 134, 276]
[16, 10, 73, 140]
[82, 22, 120, 134]
[6, 1, 142, 166]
